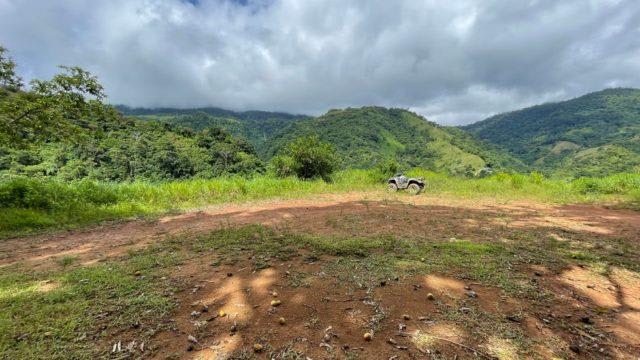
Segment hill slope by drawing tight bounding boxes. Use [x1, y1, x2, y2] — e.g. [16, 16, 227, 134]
[118, 106, 308, 155]
[265, 107, 524, 174]
[0, 111, 264, 181]
[463, 88, 640, 176]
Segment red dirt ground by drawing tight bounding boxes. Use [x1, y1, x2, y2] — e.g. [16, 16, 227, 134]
[2, 191, 640, 359]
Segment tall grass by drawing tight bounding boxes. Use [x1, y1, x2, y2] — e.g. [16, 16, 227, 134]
[1, 170, 638, 237]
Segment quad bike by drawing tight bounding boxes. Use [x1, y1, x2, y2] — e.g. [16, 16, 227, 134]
[387, 174, 425, 195]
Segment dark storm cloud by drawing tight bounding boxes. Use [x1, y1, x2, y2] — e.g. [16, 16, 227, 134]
[1, 0, 639, 124]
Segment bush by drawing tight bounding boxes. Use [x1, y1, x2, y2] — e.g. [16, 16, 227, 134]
[370, 159, 400, 182]
[268, 155, 296, 178]
[272, 136, 339, 181]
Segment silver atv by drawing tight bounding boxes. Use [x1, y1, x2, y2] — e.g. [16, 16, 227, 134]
[387, 173, 425, 194]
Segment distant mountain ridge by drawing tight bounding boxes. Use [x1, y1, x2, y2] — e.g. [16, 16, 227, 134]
[120, 87, 640, 176]
[115, 105, 307, 122]
[463, 88, 640, 176]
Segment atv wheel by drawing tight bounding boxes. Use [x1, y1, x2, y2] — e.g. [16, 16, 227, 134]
[387, 183, 398, 192]
[407, 183, 422, 195]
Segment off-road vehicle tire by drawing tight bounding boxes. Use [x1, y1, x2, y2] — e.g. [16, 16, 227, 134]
[387, 183, 398, 192]
[407, 183, 422, 195]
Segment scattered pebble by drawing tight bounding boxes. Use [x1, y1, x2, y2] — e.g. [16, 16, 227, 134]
[226, 272, 233, 277]
[466, 290, 477, 298]
[426, 293, 435, 301]
[278, 317, 286, 325]
[218, 310, 226, 317]
[187, 335, 198, 343]
[459, 307, 471, 314]
[402, 314, 411, 320]
[271, 299, 282, 307]
[190, 311, 201, 317]
[580, 316, 593, 325]
[253, 343, 263, 352]
[363, 332, 372, 341]
[387, 338, 397, 345]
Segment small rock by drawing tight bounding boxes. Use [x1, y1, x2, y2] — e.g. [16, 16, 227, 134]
[464, 285, 471, 290]
[534, 271, 543, 277]
[226, 272, 233, 277]
[230, 323, 238, 332]
[134, 271, 141, 276]
[270, 299, 282, 307]
[187, 335, 198, 343]
[278, 317, 286, 325]
[201, 305, 209, 313]
[323, 333, 331, 341]
[586, 284, 595, 289]
[271, 291, 279, 297]
[218, 310, 226, 317]
[459, 307, 471, 314]
[426, 293, 435, 301]
[253, 343, 263, 352]
[466, 291, 477, 298]
[363, 332, 372, 341]
[402, 314, 411, 320]
[380, 280, 387, 287]
[387, 338, 397, 345]
[580, 316, 593, 325]
[190, 311, 201, 317]
[43, 331, 53, 338]
[569, 344, 581, 353]
[506, 315, 522, 323]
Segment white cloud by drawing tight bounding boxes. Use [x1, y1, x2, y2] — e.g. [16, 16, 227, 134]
[1, 0, 639, 124]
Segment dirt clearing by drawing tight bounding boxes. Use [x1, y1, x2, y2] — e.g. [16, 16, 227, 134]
[1, 191, 639, 359]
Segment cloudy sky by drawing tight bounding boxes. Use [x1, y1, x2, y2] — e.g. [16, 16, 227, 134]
[1, 0, 639, 125]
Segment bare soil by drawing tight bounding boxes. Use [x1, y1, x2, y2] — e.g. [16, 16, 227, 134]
[2, 191, 640, 359]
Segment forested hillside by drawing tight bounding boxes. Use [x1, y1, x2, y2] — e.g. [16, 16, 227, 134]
[119, 106, 307, 156]
[463, 88, 640, 176]
[0, 117, 263, 181]
[264, 107, 524, 174]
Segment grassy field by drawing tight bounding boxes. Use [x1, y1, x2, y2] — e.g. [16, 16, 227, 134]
[1, 170, 639, 238]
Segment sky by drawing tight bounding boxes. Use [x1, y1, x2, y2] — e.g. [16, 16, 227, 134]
[1, 0, 639, 125]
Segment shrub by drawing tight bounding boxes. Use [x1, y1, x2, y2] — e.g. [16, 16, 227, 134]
[273, 136, 339, 181]
[269, 155, 296, 178]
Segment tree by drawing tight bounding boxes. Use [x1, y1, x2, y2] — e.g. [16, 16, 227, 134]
[271, 136, 339, 180]
[0, 46, 23, 92]
[0, 46, 107, 146]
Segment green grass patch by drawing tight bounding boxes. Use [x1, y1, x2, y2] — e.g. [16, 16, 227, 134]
[2, 170, 639, 237]
[0, 246, 182, 359]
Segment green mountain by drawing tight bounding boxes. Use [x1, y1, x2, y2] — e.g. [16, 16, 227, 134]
[117, 106, 308, 155]
[463, 88, 640, 176]
[264, 107, 524, 174]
